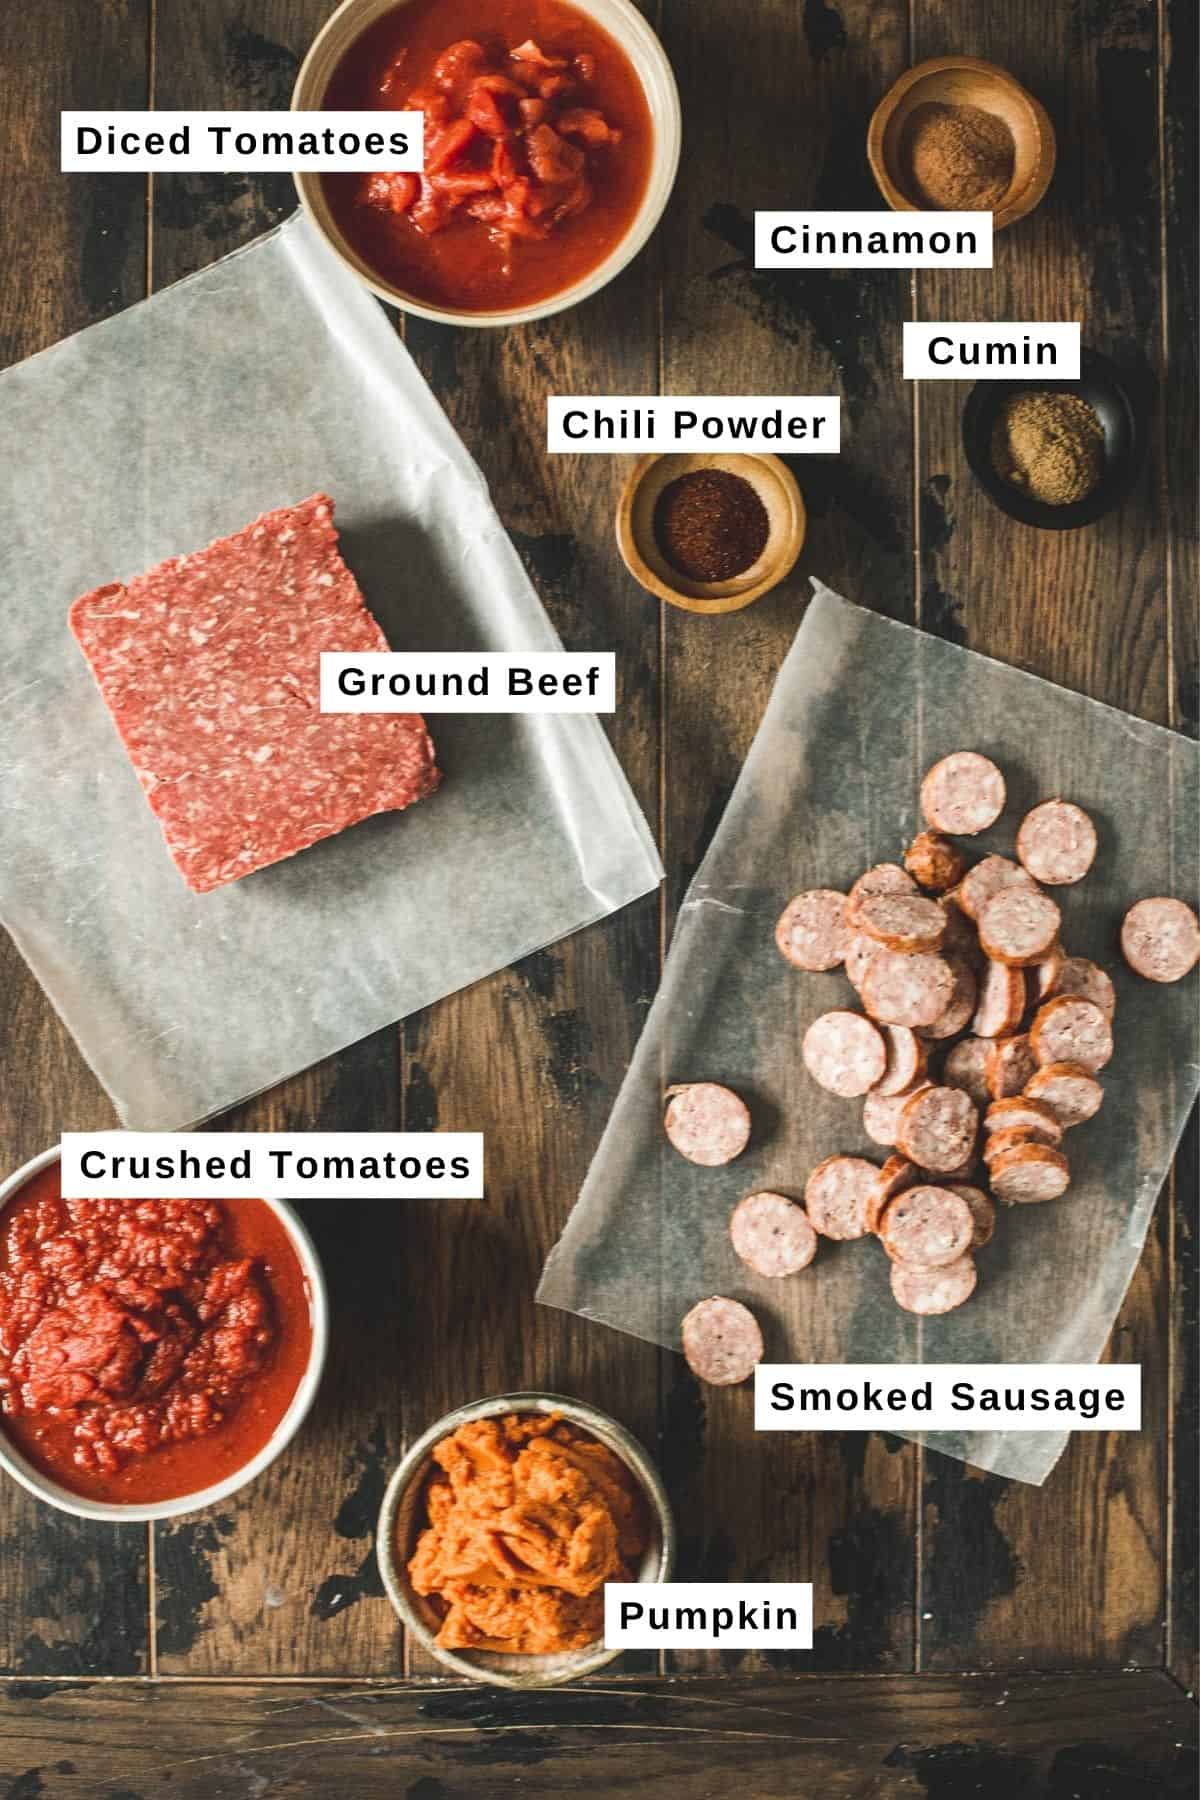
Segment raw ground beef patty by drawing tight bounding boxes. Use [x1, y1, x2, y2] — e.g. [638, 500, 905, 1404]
[69, 495, 439, 893]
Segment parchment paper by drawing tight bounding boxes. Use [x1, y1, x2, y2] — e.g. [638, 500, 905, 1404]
[539, 582, 1200, 1483]
[0, 213, 661, 1128]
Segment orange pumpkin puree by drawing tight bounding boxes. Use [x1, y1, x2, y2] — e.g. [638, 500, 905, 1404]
[407, 1412, 649, 1654]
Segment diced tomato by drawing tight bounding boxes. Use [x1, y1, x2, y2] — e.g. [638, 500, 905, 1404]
[410, 177, 450, 234]
[492, 138, 521, 185]
[556, 108, 621, 146]
[465, 73, 525, 136]
[406, 85, 453, 125]
[431, 168, 499, 209]
[432, 38, 487, 90]
[467, 194, 508, 223]
[425, 116, 479, 172]
[537, 73, 574, 101]
[510, 38, 567, 68]
[572, 52, 597, 82]
[525, 123, 585, 184]
[360, 171, 420, 215]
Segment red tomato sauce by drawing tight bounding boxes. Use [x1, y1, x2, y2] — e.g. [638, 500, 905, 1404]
[322, 0, 654, 312]
[0, 1166, 313, 1505]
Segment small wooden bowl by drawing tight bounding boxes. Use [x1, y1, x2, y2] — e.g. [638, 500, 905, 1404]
[616, 452, 805, 614]
[868, 56, 1056, 231]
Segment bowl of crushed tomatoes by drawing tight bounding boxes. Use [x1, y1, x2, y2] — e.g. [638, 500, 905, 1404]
[292, 0, 680, 325]
[0, 1148, 329, 1522]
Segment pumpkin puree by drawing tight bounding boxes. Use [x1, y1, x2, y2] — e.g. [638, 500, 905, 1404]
[408, 1412, 649, 1653]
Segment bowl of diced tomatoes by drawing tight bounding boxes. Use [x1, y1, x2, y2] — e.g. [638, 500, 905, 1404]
[293, 0, 680, 326]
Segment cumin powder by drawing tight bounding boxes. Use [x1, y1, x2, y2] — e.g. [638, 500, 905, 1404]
[990, 392, 1105, 506]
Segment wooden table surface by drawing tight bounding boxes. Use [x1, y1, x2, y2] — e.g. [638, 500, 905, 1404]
[1, 0, 1196, 1793]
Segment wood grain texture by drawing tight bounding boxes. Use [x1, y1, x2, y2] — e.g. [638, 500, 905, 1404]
[0, 0, 1194, 1708]
[913, 0, 1171, 1671]
[144, 0, 418, 1676]
[1162, 0, 1199, 1698]
[1, 1671, 1194, 1796]
[0, 0, 150, 1678]
[656, 0, 917, 1674]
[399, 192, 663, 1673]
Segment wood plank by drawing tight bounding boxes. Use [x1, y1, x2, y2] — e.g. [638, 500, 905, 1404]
[1, 1671, 1194, 1795]
[914, 0, 1169, 1669]
[398, 230, 662, 1668]
[1162, 0, 1199, 1699]
[0, 0, 150, 1677]
[656, 0, 917, 1672]
[147, 0, 411, 1676]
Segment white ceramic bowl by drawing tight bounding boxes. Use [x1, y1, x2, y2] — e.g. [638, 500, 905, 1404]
[0, 1147, 329, 1523]
[377, 1390, 675, 1686]
[291, 0, 681, 327]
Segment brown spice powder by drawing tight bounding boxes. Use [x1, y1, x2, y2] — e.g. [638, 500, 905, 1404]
[653, 470, 770, 584]
[989, 392, 1106, 506]
[902, 101, 1015, 211]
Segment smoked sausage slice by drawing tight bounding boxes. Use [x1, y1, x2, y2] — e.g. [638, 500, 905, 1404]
[920, 752, 1006, 836]
[1121, 897, 1200, 984]
[1016, 800, 1097, 885]
[989, 1142, 1071, 1203]
[891, 1254, 977, 1314]
[730, 1192, 818, 1278]
[664, 1083, 751, 1165]
[904, 830, 966, 893]
[1024, 1062, 1104, 1129]
[944, 1037, 993, 1110]
[681, 1297, 764, 1386]
[804, 1156, 880, 1240]
[862, 950, 956, 1029]
[775, 889, 849, 971]
[978, 887, 1062, 967]
[895, 1085, 978, 1174]
[802, 1011, 888, 1097]
[1030, 995, 1113, 1072]
[880, 1184, 974, 1268]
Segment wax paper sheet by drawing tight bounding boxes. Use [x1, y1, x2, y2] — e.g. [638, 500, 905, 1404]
[0, 213, 661, 1129]
[539, 582, 1200, 1483]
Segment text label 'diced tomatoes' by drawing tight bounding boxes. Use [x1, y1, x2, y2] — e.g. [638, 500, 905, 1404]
[322, 0, 654, 312]
[0, 1165, 312, 1505]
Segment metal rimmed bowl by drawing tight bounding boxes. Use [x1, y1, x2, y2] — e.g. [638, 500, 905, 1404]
[291, 0, 681, 328]
[961, 349, 1141, 530]
[0, 1146, 329, 1524]
[377, 1390, 675, 1687]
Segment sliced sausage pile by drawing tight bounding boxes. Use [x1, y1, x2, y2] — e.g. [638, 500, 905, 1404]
[668, 750, 1199, 1383]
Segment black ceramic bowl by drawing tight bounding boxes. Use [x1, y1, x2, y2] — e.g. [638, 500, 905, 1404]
[962, 349, 1140, 530]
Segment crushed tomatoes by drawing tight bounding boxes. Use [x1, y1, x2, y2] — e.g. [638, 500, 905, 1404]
[0, 1169, 312, 1504]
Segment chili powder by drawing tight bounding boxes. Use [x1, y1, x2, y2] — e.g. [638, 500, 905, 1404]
[653, 469, 770, 584]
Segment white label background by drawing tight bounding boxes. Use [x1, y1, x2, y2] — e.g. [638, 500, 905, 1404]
[62, 111, 423, 172]
[755, 1364, 1140, 1432]
[61, 1131, 484, 1200]
[903, 322, 1081, 379]
[755, 210, 993, 268]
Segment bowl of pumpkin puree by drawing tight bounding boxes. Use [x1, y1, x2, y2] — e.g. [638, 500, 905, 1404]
[377, 1391, 674, 1686]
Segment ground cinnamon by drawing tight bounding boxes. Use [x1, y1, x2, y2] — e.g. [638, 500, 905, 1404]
[902, 101, 1015, 211]
[653, 469, 770, 584]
